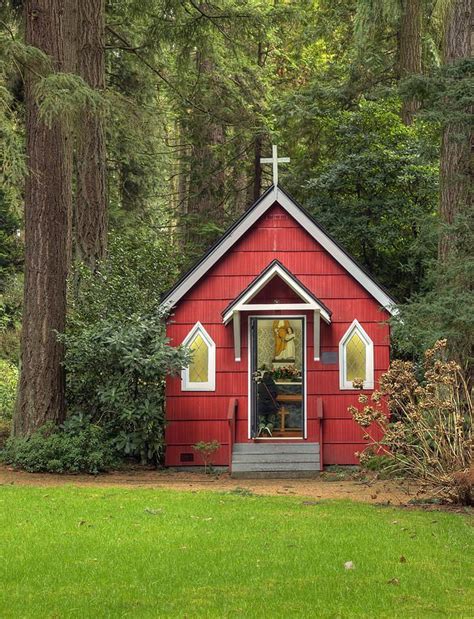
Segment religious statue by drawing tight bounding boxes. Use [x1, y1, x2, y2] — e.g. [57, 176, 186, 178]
[273, 320, 296, 361]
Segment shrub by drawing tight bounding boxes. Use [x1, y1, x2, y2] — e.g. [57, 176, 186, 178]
[0, 359, 18, 421]
[349, 340, 473, 505]
[1, 417, 117, 474]
[61, 311, 189, 465]
[68, 233, 183, 328]
[193, 440, 220, 473]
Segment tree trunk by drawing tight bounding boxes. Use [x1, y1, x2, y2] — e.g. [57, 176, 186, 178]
[185, 51, 225, 251]
[399, 0, 422, 125]
[14, 0, 73, 435]
[251, 42, 265, 202]
[63, 0, 77, 267]
[234, 147, 248, 215]
[75, 0, 107, 269]
[252, 133, 263, 204]
[438, 0, 472, 261]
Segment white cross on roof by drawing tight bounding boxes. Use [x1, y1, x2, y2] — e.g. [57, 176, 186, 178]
[260, 144, 290, 186]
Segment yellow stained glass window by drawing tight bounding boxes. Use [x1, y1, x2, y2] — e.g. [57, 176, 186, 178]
[346, 332, 366, 382]
[189, 334, 209, 382]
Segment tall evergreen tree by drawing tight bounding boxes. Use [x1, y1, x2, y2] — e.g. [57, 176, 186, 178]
[75, 0, 107, 269]
[15, 0, 74, 435]
[354, 0, 432, 124]
[399, 0, 422, 124]
[438, 0, 472, 261]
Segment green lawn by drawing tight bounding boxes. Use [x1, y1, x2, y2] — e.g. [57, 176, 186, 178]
[0, 486, 472, 618]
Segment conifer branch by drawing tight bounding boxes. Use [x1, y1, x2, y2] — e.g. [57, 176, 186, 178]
[106, 25, 214, 118]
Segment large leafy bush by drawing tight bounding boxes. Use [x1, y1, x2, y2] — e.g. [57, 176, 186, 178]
[56, 232, 188, 467]
[61, 311, 189, 464]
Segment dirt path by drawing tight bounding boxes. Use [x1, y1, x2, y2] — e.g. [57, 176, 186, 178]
[0, 465, 421, 505]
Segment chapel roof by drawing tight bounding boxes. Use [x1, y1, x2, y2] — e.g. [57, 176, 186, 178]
[160, 185, 397, 314]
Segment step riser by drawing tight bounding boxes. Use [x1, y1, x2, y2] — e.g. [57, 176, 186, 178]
[231, 471, 321, 479]
[233, 443, 319, 455]
[233, 454, 318, 464]
[232, 462, 321, 472]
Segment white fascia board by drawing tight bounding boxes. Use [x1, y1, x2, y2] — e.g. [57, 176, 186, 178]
[222, 262, 332, 323]
[276, 192, 397, 314]
[161, 188, 278, 310]
[239, 263, 315, 305]
[223, 303, 331, 325]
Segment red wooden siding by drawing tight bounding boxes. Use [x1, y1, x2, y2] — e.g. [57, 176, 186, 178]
[165, 202, 391, 467]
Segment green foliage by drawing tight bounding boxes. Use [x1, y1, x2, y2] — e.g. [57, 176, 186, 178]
[0, 187, 22, 364]
[392, 237, 474, 370]
[192, 440, 220, 473]
[61, 231, 188, 466]
[0, 358, 17, 421]
[0, 274, 22, 364]
[62, 311, 189, 464]
[401, 59, 474, 126]
[1, 418, 117, 474]
[69, 232, 183, 328]
[34, 73, 106, 128]
[1, 37, 52, 77]
[287, 99, 438, 300]
[0, 186, 22, 364]
[0, 188, 22, 288]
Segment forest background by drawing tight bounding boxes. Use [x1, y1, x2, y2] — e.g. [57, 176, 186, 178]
[0, 0, 471, 467]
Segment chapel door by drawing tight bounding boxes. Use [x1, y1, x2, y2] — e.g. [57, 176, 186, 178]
[250, 317, 305, 439]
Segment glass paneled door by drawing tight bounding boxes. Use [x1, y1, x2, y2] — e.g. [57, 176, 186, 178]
[250, 317, 305, 438]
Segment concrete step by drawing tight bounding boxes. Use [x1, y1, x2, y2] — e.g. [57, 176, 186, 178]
[231, 442, 320, 476]
[231, 471, 321, 479]
[232, 453, 317, 464]
[232, 442, 319, 455]
[232, 462, 320, 473]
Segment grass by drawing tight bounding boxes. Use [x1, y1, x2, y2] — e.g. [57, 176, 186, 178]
[0, 486, 472, 618]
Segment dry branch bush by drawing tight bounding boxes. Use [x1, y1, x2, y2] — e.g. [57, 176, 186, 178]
[349, 340, 473, 505]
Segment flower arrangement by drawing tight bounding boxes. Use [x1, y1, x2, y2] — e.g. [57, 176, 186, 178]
[269, 365, 301, 382]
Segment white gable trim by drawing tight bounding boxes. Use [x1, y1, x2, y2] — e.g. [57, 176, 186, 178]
[276, 192, 396, 315]
[161, 186, 397, 314]
[222, 262, 331, 324]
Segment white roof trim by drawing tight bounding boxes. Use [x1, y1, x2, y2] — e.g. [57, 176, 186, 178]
[222, 263, 331, 324]
[161, 186, 397, 314]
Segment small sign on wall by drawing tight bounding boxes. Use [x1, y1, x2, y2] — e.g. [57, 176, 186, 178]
[321, 351, 338, 365]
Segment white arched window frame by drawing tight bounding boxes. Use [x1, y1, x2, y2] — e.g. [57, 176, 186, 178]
[339, 320, 374, 390]
[181, 322, 216, 391]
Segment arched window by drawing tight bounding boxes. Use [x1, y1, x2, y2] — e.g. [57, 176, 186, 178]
[339, 320, 374, 390]
[181, 322, 216, 391]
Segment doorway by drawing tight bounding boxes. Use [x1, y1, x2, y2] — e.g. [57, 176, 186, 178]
[249, 316, 306, 439]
